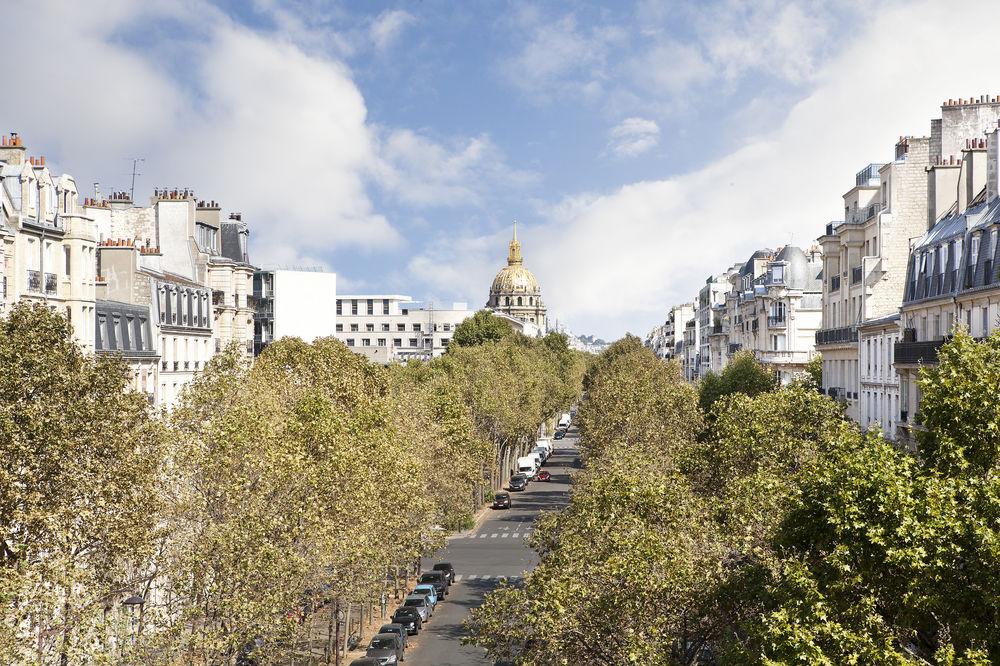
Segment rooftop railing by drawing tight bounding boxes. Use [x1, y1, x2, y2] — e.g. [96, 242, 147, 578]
[816, 325, 858, 345]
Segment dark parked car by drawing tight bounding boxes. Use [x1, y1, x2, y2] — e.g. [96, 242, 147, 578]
[554, 429, 566, 440]
[378, 623, 408, 650]
[493, 492, 511, 509]
[366, 632, 404, 664]
[432, 562, 456, 584]
[509, 474, 528, 491]
[391, 607, 422, 635]
[348, 659, 379, 666]
[418, 571, 448, 597]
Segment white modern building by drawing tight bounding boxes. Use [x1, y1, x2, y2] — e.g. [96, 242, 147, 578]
[333, 295, 474, 363]
[252, 268, 337, 354]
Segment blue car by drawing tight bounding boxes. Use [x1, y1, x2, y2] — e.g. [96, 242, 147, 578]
[412, 583, 439, 609]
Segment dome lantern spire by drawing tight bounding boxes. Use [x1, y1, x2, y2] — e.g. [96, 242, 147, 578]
[507, 220, 522, 266]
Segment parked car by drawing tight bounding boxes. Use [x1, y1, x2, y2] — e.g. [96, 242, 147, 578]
[411, 584, 438, 609]
[432, 561, 456, 585]
[391, 607, 422, 635]
[493, 492, 511, 509]
[554, 429, 566, 440]
[536, 470, 551, 482]
[509, 474, 528, 491]
[348, 659, 380, 666]
[402, 594, 431, 621]
[418, 571, 449, 597]
[365, 632, 404, 664]
[377, 623, 408, 650]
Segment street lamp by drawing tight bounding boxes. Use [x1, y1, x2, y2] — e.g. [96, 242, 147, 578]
[121, 594, 145, 653]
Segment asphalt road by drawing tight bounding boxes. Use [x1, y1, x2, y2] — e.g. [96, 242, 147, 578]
[403, 430, 579, 666]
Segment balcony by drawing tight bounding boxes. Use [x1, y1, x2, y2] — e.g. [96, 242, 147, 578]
[829, 275, 841, 292]
[767, 315, 786, 327]
[815, 325, 858, 345]
[26, 270, 41, 293]
[851, 266, 863, 285]
[212, 290, 225, 306]
[894, 339, 945, 366]
[728, 343, 742, 354]
[44, 272, 57, 294]
[855, 163, 885, 187]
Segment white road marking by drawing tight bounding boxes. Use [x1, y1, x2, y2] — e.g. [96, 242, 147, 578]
[512, 533, 520, 538]
[454, 575, 463, 582]
[467, 574, 478, 580]
[479, 534, 488, 539]
[490, 533, 498, 538]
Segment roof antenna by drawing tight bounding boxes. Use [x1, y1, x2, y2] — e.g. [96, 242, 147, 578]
[129, 158, 145, 200]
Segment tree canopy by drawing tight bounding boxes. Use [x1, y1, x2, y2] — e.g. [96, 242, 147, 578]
[449, 309, 514, 347]
[0, 305, 586, 663]
[469, 330, 1000, 664]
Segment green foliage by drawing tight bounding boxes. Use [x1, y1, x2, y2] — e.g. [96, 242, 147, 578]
[0, 304, 164, 663]
[450, 309, 513, 347]
[698, 350, 778, 413]
[472, 330, 1000, 664]
[805, 352, 823, 390]
[0, 305, 584, 663]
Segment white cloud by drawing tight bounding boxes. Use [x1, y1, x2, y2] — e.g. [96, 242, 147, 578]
[416, 0, 1000, 339]
[501, 11, 625, 102]
[375, 130, 538, 208]
[370, 9, 416, 52]
[1, 0, 398, 266]
[608, 117, 661, 158]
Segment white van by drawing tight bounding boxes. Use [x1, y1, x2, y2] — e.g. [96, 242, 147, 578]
[558, 413, 571, 429]
[517, 455, 538, 477]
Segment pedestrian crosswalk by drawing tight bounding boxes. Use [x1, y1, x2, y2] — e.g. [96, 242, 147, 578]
[454, 527, 534, 540]
[453, 574, 524, 583]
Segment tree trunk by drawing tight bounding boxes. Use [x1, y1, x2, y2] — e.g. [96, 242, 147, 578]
[333, 600, 341, 666]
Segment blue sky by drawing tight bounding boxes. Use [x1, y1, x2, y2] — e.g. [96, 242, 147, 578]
[8, 0, 1000, 338]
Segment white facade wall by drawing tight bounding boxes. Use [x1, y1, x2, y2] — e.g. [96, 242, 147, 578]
[272, 270, 337, 341]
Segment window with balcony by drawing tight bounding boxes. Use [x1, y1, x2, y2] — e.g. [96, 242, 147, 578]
[409, 338, 418, 347]
[393, 338, 402, 346]
[366, 323, 374, 332]
[350, 323, 358, 332]
[377, 338, 386, 346]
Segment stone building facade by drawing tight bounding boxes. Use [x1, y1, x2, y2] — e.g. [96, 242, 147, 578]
[0, 134, 97, 349]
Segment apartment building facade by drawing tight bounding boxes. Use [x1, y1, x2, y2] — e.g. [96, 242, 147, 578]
[0, 134, 98, 350]
[89, 190, 256, 407]
[645, 302, 695, 361]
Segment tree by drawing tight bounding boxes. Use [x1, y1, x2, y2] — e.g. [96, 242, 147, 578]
[449, 310, 513, 347]
[698, 350, 778, 413]
[0, 304, 164, 664]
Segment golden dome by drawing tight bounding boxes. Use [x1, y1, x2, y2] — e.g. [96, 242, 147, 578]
[490, 223, 540, 294]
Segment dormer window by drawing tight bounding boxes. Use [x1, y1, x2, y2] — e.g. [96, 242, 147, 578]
[970, 234, 980, 265]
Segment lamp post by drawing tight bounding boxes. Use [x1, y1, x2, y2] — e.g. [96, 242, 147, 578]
[120, 594, 144, 654]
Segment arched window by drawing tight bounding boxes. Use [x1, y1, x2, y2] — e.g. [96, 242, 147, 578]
[517, 296, 522, 306]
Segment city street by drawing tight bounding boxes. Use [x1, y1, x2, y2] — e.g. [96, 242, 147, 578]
[404, 430, 579, 665]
